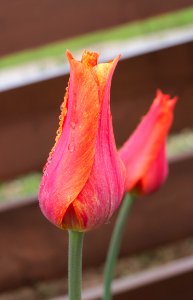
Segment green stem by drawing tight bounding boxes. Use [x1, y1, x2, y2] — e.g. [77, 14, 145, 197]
[68, 230, 84, 300]
[103, 193, 134, 300]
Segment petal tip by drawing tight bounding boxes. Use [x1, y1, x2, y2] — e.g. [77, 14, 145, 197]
[156, 89, 178, 110]
[66, 49, 74, 62]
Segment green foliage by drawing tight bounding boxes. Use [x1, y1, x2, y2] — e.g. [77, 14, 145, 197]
[0, 173, 41, 201]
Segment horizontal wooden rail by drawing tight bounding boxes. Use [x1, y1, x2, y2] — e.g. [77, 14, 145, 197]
[0, 155, 193, 292]
[0, 41, 193, 180]
[0, 0, 193, 56]
[55, 255, 193, 300]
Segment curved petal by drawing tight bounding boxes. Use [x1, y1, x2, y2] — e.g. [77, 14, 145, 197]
[139, 143, 168, 194]
[39, 51, 100, 227]
[119, 90, 177, 194]
[62, 56, 126, 231]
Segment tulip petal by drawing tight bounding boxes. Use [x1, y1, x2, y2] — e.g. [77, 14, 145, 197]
[140, 143, 168, 194]
[39, 51, 100, 227]
[62, 56, 126, 230]
[119, 90, 177, 194]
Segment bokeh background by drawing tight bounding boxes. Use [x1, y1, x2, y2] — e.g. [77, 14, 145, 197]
[0, 1, 193, 299]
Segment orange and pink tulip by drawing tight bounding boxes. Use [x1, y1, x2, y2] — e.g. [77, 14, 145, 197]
[119, 90, 177, 195]
[39, 51, 126, 231]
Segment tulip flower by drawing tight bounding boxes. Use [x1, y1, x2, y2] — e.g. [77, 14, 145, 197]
[104, 90, 177, 300]
[39, 50, 125, 232]
[119, 90, 177, 195]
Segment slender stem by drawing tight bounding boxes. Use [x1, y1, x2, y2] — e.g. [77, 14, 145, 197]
[103, 193, 134, 300]
[68, 230, 84, 300]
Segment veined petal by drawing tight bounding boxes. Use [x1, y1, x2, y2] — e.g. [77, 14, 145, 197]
[119, 90, 177, 194]
[39, 51, 100, 227]
[62, 56, 126, 231]
[139, 143, 168, 194]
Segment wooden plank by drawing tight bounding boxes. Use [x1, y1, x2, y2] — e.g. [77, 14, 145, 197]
[0, 155, 193, 291]
[112, 256, 193, 300]
[112, 270, 193, 300]
[0, 0, 193, 56]
[56, 256, 193, 300]
[1, 41, 193, 180]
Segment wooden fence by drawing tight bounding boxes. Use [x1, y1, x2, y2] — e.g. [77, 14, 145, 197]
[0, 1, 193, 298]
[0, 0, 193, 56]
[0, 41, 193, 296]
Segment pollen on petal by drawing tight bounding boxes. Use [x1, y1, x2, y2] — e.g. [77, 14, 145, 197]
[43, 82, 69, 173]
[81, 50, 99, 67]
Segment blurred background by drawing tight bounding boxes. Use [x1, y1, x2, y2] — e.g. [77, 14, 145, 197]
[0, 0, 193, 299]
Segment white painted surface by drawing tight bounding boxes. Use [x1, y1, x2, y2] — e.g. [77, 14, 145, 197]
[1, 25, 193, 92]
[51, 255, 193, 300]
